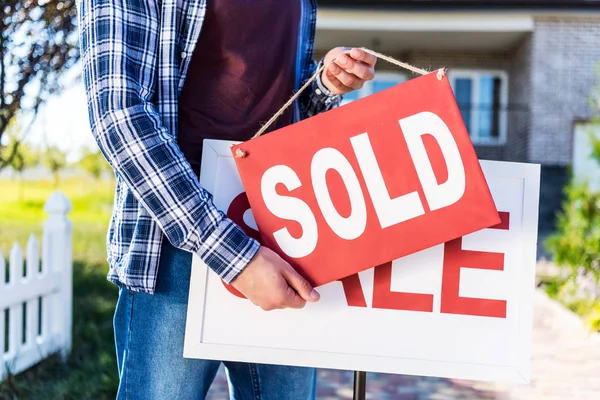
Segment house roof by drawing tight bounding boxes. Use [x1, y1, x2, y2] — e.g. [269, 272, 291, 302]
[319, 0, 600, 10]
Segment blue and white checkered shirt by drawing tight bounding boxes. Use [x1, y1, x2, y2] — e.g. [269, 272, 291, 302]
[77, 0, 341, 293]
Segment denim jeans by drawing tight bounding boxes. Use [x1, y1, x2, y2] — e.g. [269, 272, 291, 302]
[114, 239, 316, 400]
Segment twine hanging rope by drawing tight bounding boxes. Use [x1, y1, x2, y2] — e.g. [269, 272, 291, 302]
[234, 48, 445, 159]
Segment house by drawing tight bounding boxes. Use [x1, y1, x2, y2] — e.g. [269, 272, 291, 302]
[315, 0, 600, 232]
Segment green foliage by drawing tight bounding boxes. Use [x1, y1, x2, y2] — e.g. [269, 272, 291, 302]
[545, 276, 600, 332]
[586, 305, 600, 332]
[546, 180, 600, 284]
[7, 142, 37, 175]
[591, 125, 600, 163]
[0, 121, 36, 174]
[78, 149, 111, 181]
[1, 124, 40, 201]
[43, 146, 67, 187]
[0, 0, 79, 167]
[541, 275, 562, 298]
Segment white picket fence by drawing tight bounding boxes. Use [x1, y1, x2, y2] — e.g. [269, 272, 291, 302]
[0, 190, 72, 381]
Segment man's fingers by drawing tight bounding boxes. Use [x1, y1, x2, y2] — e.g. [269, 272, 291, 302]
[320, 47, 378, 95]
[334, 53, 356, 72]
[282, 265, 320, 303]
[283, 285, 307, 309]
[235, 246, 318, 312]
[350, 48, 377, 67]
[324, 68, 352, 93]
[332, 55, 372, 89]
[329, 64, 363, 90]
[334, 53, 375, 81]
[327, 61, 346, 82]
[257, 284, 305, 310]
[337, 70, 364, 90]
[345, 60, 375, 81]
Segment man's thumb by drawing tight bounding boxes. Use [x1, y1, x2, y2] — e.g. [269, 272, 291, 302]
[283, 267, 320, 302]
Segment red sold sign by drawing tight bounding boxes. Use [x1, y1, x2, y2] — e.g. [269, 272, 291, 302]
[232, 72, 500, 287]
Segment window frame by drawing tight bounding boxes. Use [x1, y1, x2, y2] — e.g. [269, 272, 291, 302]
[447, 69, 509, 146]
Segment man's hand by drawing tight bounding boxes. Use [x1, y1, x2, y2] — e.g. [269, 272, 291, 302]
[321, 47, 377, 96]
[231, 246, 320, 311]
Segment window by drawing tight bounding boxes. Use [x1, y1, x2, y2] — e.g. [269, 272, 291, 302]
[449, 70, 508, 145]
[341, 72, 406, 106]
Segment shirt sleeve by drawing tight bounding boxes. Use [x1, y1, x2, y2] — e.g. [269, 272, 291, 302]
[77, 0, 259, 283]
[299, 59, 343, 118]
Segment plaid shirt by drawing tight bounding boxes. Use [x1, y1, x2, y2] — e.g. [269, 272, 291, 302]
[77, 0, 341, 293]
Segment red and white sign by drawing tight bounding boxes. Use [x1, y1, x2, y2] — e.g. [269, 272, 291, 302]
[184, 139, 540, 383]
[232, 72, 500, 287]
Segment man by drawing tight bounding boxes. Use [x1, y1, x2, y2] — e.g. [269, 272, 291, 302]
[77, 0, 376, 398]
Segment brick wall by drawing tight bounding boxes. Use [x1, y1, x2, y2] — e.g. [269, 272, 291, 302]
[405, 50, 511, 71]
[316, 50, 512, 75]
[506, 35, 533, 163]
[529, 16, 600, 165]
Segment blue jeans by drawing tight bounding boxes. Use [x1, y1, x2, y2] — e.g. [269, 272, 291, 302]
[114, 240, 316, 399]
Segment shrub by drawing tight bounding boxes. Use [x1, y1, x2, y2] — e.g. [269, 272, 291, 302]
[546, 178, 600, 293]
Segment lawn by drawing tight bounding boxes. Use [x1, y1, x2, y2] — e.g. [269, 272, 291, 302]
[0, 178, 120, 400]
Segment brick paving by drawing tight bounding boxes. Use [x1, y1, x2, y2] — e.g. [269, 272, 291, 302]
[206, 290, 600, 400]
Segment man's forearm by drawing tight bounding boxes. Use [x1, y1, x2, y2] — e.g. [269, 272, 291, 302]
[78, 0, 259, 282]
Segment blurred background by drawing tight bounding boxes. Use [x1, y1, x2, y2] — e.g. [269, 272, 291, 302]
[1, 0, 600, 399]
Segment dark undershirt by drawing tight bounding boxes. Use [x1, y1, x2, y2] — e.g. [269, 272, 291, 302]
[178, 0, 301, 177]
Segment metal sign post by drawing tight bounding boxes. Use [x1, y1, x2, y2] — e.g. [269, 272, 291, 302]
[353, 371, 367, 400]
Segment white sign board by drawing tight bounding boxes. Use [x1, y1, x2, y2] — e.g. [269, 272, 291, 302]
[184, 139, 540, 384]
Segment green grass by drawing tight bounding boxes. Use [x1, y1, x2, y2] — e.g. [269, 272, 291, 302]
[0, 178, 120, 399]
[0, 179, 115, 264]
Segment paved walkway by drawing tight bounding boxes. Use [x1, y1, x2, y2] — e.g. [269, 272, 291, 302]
[206, 290, 600, 400]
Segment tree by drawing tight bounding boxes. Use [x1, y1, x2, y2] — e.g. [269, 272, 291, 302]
[1, 120, 38, 197]
[78, 148, 111, 181]
[43, 145, 67, 188]
[2, 138, 37, 200]
[9, 141, 36, 175]
[0, 0, 79, 169]
[0, 121, 38, 200]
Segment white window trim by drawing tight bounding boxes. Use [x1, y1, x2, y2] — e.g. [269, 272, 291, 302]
[447, 69, 509, 146]
[316, 10, 534, 33]
[341, 71, 407, 106]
